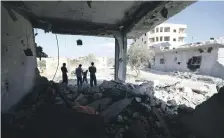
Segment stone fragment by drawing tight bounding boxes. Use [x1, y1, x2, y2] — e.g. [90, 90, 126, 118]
[100, 98, 134, 123]
[117, 115, 123, 122]
[75, 94, 88, 105]
[92, 93, 102, 101]
[135, 97, 141, 102]
[88, 98, 112, 111]
[132, 112, 140, 118]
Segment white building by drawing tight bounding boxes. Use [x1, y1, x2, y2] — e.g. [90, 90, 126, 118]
[153, 38, 224, 79]
[133, 23, 187, 48]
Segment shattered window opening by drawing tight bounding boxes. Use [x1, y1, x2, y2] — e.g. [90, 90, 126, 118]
[207, 47, 213, 53]
[191, 56, 202, 65]
[160, 58, 165, 64]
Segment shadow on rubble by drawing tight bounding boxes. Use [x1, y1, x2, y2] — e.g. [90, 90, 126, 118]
[2, 76, 224, 138]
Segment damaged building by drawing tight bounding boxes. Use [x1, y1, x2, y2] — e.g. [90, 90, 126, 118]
[153, 38, 224, 79]
[2, 1, 224, 138]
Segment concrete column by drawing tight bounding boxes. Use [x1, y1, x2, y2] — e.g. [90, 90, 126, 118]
[1, 5, 37, 112]
[114, 32, 127, 81]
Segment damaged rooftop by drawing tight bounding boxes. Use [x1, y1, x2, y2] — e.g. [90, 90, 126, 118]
[3, 1, 194, 38]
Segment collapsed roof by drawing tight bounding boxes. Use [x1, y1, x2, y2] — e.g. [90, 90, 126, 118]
[3, 1, 195, 38]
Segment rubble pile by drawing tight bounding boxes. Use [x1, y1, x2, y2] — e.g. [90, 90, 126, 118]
[58, 80, 198, 138]
[171, 71, 224, 86]
[6, 78, 217, 138]
[153, 82, 211, 109]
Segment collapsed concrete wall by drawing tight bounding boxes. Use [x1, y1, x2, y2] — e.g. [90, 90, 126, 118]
[1, 4, 37, 112]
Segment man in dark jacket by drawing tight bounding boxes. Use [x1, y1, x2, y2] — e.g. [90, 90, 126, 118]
[89, 62, 97, 87]
[61, 63, 68, 84]
[75, 64, 83, 87]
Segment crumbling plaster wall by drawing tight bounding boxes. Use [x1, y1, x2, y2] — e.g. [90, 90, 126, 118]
[211, 48, 224, 79]
[153, 47, 219, 76]
[1, 5, 37, 112]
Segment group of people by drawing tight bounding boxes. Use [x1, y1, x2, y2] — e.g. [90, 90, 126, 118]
[61, 62, 97, 87]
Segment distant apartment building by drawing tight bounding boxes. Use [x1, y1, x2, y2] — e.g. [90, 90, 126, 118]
[133, 23, 187, 48]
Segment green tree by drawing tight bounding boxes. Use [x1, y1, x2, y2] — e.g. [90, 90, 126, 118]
[84, 53, 97, 64]
[128, 44, 154, 76]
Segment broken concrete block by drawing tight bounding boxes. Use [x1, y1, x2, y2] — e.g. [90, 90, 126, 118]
[150, 97, 156, 106]
[160, 102, 167, 112]
[132, 112, 140, 119]
[100, 98, 134, 123]
[67, 94, 73, 100]
[135, 97, 141, 103]
[167, 100, 177, 106]
[140, 103, 151, 113]
[92, 93, 102, 101]
[75, 94, 88, 105]
[128, 120, 146, 138]
[117, 115, 123, 122]
[88, 98, 112, 111]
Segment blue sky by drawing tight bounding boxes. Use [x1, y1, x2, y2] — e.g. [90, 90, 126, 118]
[35, 1, 224, 58]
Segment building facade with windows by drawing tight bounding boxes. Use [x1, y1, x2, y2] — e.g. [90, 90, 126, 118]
[152, 39, 224, 79]
[133, 23, 187, 48]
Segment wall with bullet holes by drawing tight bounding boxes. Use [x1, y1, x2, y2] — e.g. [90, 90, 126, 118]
[1, 5, 37, 112]
[153, 44, 224, 79]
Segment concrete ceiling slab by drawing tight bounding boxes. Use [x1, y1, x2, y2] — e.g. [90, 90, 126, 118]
[3, 1, 195, 38]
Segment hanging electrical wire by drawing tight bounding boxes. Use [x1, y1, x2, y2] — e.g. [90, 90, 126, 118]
[52, 34, 60, 81]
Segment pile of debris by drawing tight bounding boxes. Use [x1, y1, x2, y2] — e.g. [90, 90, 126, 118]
[57, 80, 197, 138]
[171, 71, 224, 86]
[6, 77, 218, 138]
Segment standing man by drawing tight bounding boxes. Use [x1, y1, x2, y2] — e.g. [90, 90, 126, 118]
[83, 70, 88, 83]
[89, 62, 97, 87]
[76, 64, 83, 87]
[61, 63, 68, 85]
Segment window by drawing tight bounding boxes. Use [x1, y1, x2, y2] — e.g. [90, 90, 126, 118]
[164, 36, 170, 41]
[144, 41, 146, 44]
[160, 27, 163, 32]
[160, 58, 165, 64]
[178, 37, 184, 42]
[156, 37, 159, 42]
[150, 38, 155, 42]
[173, 38, 176, 42]
[156, 28, 159, 32]
[179, 28, 185, 33]
[173, 29, 177, 33]
[191, 56, 202, 65]
[151, 29, 155, 34]
[160, 36, 163, 41]
[164, 27, 170, 32]
[145, 33, 146, 36]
